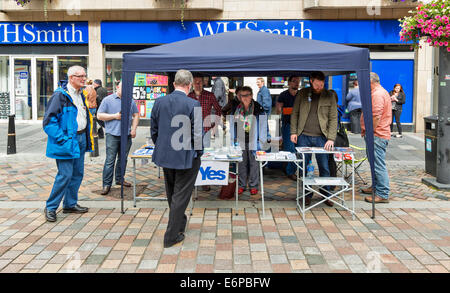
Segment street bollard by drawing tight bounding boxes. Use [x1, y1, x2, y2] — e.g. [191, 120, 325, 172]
[7, 114, 16, 155]
[90, 115, 99, 157]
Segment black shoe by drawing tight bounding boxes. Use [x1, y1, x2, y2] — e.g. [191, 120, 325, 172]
[164, 233, 185, 248]
[325, 200, 334, 207]
[63, 204, 89, 214]
[101, 186, 111, 195]
[45, 208, 57, 222]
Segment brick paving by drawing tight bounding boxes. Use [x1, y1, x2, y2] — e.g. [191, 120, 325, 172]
[0, 126, 449, 273]
[0, 160, 448, 202]
[0, 206, 449, 273]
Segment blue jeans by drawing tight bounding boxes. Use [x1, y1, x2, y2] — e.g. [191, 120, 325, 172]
[282, 123, 297, 175]
[369, 136, 390, 199]
[298, 134, 330, 198]
[46, 133, 87, 211]
[103, 133, 132, 187]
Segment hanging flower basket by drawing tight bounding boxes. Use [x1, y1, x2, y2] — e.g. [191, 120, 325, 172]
[399, 0, 450, 52]
[14, 0, 31, 6]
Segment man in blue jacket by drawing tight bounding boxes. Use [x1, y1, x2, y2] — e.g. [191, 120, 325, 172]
[151, 69, 203, 248]
[256, 77, 272, 116]
[43, 66, 94, 222]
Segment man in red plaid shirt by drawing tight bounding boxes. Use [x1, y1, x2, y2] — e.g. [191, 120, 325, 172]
[188, 75, 222, 192]
[188, 76, 222, 134]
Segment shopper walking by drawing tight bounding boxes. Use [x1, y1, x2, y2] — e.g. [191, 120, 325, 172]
[389, 83, 406, 138]
[93, 79, 108, 138]
[84, 80, 97, 116]
[43, 65, 94, 222]
[256, 77, 272, 116]
[151, 69, 203, 248]
[345, 80, 362, 134]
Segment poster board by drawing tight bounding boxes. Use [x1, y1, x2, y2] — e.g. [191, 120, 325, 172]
[132, 73, 168, 118]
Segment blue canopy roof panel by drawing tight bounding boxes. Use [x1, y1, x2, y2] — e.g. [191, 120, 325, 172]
[123, 29, 370, 76]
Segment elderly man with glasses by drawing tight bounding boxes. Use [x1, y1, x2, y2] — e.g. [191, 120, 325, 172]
[42, 65, 95, 222]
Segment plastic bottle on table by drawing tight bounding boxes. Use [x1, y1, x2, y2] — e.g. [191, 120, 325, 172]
[306, 160, 315, 178]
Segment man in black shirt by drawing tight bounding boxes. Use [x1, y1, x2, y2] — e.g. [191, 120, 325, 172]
[276, 76, 300, 181]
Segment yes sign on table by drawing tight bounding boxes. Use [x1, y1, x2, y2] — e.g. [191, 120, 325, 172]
[195, 161, 229, 186]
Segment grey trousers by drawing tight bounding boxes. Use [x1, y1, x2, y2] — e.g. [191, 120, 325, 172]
[238, 149, 259, 189]
[162, 157, 201, 245]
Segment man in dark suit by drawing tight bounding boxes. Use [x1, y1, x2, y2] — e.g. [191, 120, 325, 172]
[151, 69, 203, 248]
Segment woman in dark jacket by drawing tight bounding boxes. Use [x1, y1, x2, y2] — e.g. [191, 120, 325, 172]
[390, 83, 406, 138]
[229, 86, 270, 195]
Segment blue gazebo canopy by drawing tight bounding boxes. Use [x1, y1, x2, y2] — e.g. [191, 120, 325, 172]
[120, 29, 376, 215]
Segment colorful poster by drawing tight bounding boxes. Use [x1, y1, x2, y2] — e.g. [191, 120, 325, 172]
[133, 73, 168, 118]
[135, 100, 146, 118]
[146, 100, 155, 119]
[146, 74, 168, 86]
[134, 73, 147, 86]
[132, 86, 147, 100]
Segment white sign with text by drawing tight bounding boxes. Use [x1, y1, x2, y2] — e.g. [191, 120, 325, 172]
[195, 161, 229, 186]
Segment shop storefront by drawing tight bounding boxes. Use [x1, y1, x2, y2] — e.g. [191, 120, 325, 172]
[100, 19, 415, 129]
[0, 22, 88, 121]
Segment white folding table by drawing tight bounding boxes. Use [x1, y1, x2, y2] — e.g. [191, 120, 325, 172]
[130, 145, 162, 207]
[256, 153, 303, 218]
[296, 147, 356, 220]
[190, 154, 243, 216]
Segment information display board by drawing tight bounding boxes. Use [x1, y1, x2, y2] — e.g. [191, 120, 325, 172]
[132, 73, 168, 118]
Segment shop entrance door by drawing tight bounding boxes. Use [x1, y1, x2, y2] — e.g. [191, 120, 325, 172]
[36, 58, 55, 119]
[13, 57, 33, 120]
[11, 56, 58, 121]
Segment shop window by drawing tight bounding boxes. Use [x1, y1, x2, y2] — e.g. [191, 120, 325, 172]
[58, 56, 88, 84]
[268, 76, 288, 88]
[105, 58, 122, 94]
[0, 56, 10, 119]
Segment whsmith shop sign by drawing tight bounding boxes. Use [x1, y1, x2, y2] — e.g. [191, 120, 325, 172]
[0, 22, 88, 44]
[101, 20, 402, 45]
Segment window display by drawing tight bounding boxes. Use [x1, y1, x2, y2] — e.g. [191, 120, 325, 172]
[105, 58, 122, 94]
[58, 56, 88, 82]
[133, 73, 168, 119]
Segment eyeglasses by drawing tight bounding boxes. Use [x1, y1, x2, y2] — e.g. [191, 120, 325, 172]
[240, 93, 252, 98]
[72, 75, 87, 79]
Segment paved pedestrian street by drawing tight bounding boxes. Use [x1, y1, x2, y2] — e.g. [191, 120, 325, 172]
[0, 125, 449, 273]
[0, 205, 449, 273]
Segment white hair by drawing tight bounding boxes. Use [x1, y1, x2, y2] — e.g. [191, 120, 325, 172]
[174, 69, 193, 86]
[370, 72, 380, 84]
[67, 66, 86, 78]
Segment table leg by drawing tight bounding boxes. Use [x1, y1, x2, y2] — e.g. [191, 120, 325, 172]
[260, 161, 265, 218]
[190, 187, 197, 216]
[302, 156, 305, 220]
[158, 167, 161, 179]
[133, 159, 136, 208]
[235, 162, 239, 216]
[352, 157, 355, 220]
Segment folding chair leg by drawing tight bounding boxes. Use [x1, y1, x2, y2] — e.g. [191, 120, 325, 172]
[356, 171, 366, 185]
